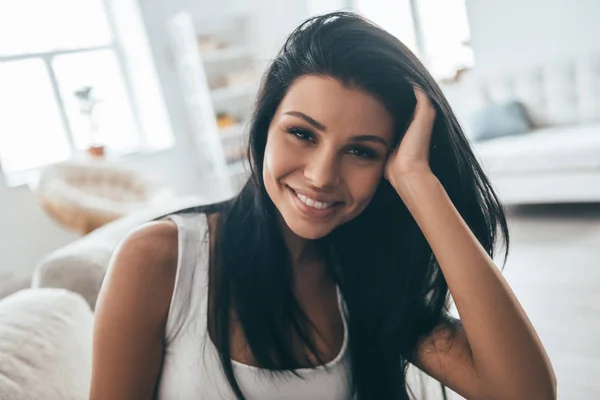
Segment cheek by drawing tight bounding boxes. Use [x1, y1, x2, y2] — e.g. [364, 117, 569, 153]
[345, 165, 384, 211]
[262, 135, 278, 194]
[263, 132, 300, 189]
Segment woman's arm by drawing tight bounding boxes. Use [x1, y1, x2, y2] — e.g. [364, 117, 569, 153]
[90, 221, 179, 400]
[397, 173, 555, 399]
[386, 89, 556, 400]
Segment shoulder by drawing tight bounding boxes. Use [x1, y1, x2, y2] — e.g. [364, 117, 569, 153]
[108, 218, 179, 290]
[97, 220, 180, 325]
[116, 219, 179, 263]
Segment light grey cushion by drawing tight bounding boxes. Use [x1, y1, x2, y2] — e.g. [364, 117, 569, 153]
[0, 289, 93, 400]
[469, 101, 532, 141]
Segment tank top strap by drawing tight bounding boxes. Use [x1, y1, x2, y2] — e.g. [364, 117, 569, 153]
[163, 212, 210, 344]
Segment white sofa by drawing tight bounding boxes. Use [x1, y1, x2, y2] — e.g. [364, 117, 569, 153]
[444, 53, 600, 205]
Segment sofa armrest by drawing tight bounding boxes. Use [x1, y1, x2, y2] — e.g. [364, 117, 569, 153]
[31, 242, 112, 311]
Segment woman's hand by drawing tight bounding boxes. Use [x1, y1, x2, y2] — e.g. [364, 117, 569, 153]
[384, 86, 436, 188]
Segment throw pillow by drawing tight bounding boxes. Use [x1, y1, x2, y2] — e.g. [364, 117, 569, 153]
[468, 101, 532, 141]
[0, 289, 93, 400]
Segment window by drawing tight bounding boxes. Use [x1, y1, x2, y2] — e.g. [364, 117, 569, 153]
[351, 0, 474, 82]
[353, 0, 419, 54]
[412, 0, 474, 81]
[0, 0, 156, 185]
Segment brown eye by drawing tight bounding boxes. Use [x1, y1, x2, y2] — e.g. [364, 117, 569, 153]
[348, 147, 377, 159]
[286, 127, 314, 142]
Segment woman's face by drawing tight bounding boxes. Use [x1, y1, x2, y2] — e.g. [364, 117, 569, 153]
[263, 75, 394, 240]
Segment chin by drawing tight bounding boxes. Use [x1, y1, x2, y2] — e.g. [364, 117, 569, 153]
[284, 218, 334, 240]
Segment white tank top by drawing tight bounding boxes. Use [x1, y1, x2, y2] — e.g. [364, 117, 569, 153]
[156, 213, 352, 399]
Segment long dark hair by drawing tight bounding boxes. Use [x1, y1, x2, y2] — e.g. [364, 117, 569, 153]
[182, 12, 508, 399]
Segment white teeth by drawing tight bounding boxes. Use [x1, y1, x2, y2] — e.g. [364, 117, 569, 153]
[294, 191, 334, 210]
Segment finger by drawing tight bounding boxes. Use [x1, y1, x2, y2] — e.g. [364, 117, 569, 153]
[407, 88, 435, 133]
[412, 86, 436, 121]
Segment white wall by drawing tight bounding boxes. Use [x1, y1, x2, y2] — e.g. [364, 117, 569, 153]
[253, 0, 311, 61]
[466, 0, 600, 75]
[0, 185, 78, 294]
[307, 0, 349, 15]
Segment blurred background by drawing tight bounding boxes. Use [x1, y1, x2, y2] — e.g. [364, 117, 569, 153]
[0, 0, 598, 399]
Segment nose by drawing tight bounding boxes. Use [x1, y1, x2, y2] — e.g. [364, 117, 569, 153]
[303, 146, 340, 188]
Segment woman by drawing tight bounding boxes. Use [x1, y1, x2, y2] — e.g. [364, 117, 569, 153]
[91, 12, 556, 400]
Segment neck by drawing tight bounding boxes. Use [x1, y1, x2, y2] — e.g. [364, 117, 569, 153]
[281, 222, 319, 265]
[279, 217, 331, 283]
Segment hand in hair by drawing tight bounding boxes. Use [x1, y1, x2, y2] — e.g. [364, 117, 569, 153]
[384, 86, 436, 186]
[384, 86, 557, 399]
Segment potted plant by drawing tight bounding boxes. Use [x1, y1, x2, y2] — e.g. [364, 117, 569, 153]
[74, 86, 104, 157]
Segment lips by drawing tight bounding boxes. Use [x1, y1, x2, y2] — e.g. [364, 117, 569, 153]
[294, 192, 335, 210]
[286, 185, 343, 218]
[289, 187, 340, 207]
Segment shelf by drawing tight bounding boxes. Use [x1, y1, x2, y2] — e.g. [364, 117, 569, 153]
[211, 82, 256, 103]
[227, 159, 248, 176]
[219, 123, 248, 140]
[201, 46, 251, 63]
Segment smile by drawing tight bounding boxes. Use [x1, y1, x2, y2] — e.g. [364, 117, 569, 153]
[287, 186, 342, 218]
[294, 191, 335, 210]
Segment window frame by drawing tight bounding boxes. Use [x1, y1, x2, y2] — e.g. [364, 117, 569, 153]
[350, 0, 474, 81]
[0, 0, 146, 187]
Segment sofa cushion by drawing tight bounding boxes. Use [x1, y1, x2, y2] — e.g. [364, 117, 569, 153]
[449, 54, 600, 129]
[0, 289, 93, 400]
[469, 101, 532, 141]
[474, 123, 600, 174]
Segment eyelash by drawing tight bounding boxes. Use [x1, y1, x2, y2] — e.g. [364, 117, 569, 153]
[286, 127, 313, 142]
[285, 127, 378, 159]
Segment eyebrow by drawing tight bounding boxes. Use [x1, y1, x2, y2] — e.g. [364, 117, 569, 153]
[284, 111, 326, 131]
[283, 111, 390, 147]
[350, 135, 389, 147]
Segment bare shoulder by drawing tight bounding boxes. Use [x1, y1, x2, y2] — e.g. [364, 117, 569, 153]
[91, 220, 180, 399]
[98, 219, 179, 321]
[111, 220, 178, 272]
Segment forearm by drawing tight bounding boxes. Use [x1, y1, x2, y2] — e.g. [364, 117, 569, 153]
[393, 172, 556, 399]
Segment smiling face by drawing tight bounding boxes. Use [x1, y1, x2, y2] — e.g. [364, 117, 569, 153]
[263, 75, 395, 240]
